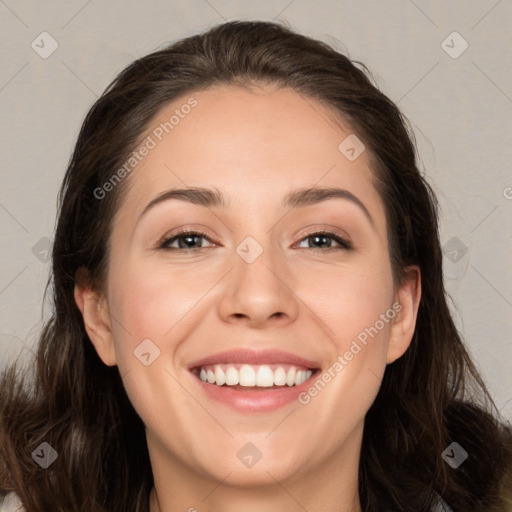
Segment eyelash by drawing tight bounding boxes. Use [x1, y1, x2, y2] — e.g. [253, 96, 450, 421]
[158, 229, 352, 252]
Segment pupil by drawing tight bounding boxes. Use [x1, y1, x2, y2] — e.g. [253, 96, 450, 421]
[181, 235, 200, 248]
[177, 234, 333, 249]
[312, 235, 330, 248]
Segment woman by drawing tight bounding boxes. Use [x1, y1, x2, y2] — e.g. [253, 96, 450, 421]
[1, 19, 511, 512]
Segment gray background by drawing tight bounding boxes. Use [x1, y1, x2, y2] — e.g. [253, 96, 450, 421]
[1, 1, 511, 421]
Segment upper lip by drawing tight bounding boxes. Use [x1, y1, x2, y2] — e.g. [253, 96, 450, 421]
[188, 348, 321, 370]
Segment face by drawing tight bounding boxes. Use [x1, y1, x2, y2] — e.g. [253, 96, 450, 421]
[77, 84, 420, 493]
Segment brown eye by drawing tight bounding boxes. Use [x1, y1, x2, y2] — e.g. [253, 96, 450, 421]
[158, 229, 352, 252]
[295, 231, 352, 251]
[159, 230, 215, 250]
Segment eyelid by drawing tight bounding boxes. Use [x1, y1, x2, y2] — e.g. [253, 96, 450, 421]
[157, 225, 353, 251]
[294, 225, 352, 247]
[156, 226, 216, 249]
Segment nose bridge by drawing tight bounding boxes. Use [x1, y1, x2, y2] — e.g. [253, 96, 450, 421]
[235, 229, 286, 295]
[217, 228, 299, 325]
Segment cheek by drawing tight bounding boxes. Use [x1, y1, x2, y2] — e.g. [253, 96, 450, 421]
[107, 243, 394, 359]
[299, 258, 394, 402]
[104, 264, 208, 435]
[107, 265, 201, 356]
[304, 257, 394, 348]
[103, 245, 395, 468]
[297, 270, 394, 442]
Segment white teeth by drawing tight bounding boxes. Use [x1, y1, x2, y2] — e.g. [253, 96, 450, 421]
[256, 366, 274, 387]
[215, 365, 226, 386]
[273, 367, 287, 386]
[239, 365, 256, 386]
[225, 366, 239, 385]
[286, 367, 296, 386]
[197, 364, 314, 387]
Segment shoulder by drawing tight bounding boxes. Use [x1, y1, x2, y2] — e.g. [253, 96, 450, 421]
[0, 492, 24, 512]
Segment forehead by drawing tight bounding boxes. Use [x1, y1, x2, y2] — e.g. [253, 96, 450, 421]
[114, 84, 385, 233]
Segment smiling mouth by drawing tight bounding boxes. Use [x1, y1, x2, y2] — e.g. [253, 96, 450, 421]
[191, 363, 319, 389]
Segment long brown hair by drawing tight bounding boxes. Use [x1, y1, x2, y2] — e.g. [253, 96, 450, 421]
[1, 20, 511, 512]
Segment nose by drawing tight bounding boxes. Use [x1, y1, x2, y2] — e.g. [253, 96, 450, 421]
[217, 241, 300, 328]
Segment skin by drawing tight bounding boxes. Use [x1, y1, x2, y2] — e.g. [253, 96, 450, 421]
[75, 83, 421, 512]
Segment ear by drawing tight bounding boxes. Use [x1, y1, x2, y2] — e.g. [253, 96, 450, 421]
[74, 267, 117, 366]
[386, 265, 421, 364]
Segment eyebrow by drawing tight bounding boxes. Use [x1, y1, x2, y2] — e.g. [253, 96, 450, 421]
[137, 186, 375, 229]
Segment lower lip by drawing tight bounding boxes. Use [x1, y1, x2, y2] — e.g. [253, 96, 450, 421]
[190, 372, 317, 413]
